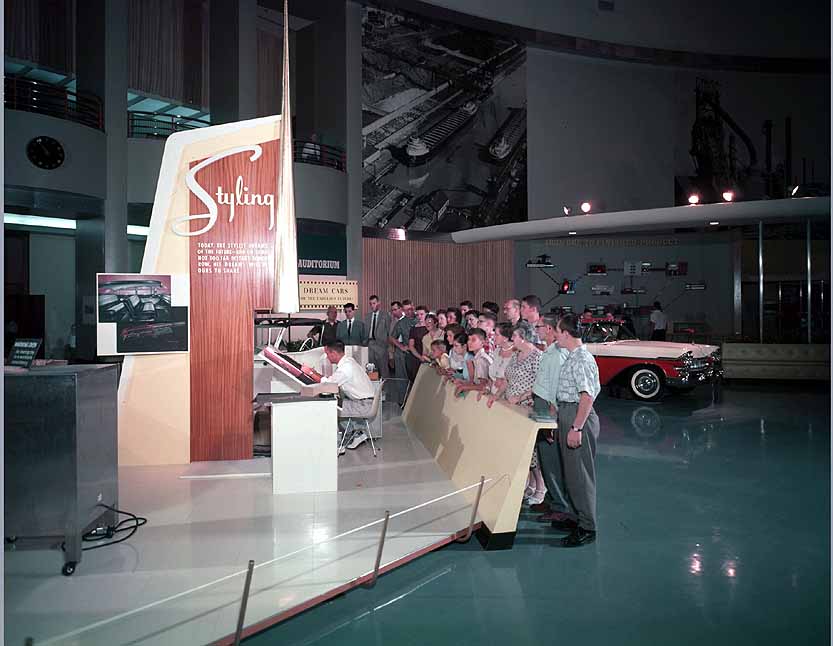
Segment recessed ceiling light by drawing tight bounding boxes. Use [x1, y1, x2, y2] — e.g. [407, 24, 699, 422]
[568, 231, 577, 235]
[709, 221, 719, 226]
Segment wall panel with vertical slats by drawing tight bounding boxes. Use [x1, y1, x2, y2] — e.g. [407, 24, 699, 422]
[361, 238, 514, 311]
[189, 140, 278, 461]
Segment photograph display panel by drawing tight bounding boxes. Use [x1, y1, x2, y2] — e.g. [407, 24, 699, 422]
[361, 5, 527, 232]
[96, 273, 190, 355]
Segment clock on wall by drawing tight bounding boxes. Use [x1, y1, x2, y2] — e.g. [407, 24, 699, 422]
[26, 136, 65, 170]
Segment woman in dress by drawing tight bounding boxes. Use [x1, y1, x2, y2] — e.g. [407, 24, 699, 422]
[489, 324, 546, 505]
[420, 314, 445, 360]
[480, 322, 514, 405]
[406, 305, 429, 382]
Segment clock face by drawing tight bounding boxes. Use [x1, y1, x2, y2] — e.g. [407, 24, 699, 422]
[26, 136, 65, 170]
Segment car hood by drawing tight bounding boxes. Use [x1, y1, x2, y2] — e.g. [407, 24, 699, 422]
[586, 340, 719, 359]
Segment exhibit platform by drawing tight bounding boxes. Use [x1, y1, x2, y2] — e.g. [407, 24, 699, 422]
[4, 408, 481, 645]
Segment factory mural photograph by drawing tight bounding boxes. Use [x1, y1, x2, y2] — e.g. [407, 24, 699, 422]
[361, 4, 527, 232]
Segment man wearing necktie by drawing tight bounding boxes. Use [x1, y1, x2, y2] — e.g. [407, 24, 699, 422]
[364, 294, 391, 378]
[337, 302, 365, 346]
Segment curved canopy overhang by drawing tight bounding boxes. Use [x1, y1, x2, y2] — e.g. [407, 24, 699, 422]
[451, 197, 830, 243]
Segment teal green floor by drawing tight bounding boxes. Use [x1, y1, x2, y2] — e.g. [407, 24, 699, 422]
[247, 383, 830, 645]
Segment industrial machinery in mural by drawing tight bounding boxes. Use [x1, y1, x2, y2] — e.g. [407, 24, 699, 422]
[682, 78, 761, 204]
[361, 5, 527, 232]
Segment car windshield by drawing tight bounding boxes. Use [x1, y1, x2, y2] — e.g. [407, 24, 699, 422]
[582, 322, 636, 343]
[254, 317, 326, 353]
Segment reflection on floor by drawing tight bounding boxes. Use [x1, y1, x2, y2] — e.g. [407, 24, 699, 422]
[4, 406, 476, 646]
[246, 382, 831, 646]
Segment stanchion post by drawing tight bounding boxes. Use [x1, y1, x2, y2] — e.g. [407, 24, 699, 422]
[365, 511, 390, 588]
[233, 560, 256, 646]
[457, 476, 485, 543]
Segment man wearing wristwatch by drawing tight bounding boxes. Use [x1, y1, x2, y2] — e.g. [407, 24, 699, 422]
[552, 313, 602, 547]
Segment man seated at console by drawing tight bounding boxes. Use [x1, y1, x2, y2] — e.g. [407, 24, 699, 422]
[300, 340, 375, 451]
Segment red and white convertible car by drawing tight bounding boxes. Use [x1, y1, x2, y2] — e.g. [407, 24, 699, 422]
[582, 320, 723, 401]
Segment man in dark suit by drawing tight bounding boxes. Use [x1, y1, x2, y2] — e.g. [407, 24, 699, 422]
[336, 302, 365, 346]
[364, 294, 391, 377]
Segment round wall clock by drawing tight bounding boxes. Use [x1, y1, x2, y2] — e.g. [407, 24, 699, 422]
[26, 136, 65, 170]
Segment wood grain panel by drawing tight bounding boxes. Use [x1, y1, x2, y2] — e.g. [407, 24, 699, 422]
[361, 238, 514, 312]
[189, 140, 279, 461]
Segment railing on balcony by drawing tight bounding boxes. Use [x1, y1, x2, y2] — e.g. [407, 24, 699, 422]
[127, 111, 211, 138]
[127, 112, 345, 171]
[292, 140, 346, 172]
[4, 75, 103, 130]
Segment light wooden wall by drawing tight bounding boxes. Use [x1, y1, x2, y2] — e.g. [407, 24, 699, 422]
[361, 238, 515, 311]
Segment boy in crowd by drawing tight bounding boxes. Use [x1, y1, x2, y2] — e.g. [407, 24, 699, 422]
[429, 339, 450, 370]
[454, 328, 492, 396]
[478, 311, 497, 353]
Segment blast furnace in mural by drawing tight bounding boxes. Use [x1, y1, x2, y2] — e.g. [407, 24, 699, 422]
[361, 5, 527, 232]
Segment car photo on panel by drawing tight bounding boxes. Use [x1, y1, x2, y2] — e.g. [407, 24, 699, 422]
[116, 307, 189, 354]
[98, 274, 173, 324]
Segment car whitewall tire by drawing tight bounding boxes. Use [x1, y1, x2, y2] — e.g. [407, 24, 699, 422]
[628, 366, 663, 401]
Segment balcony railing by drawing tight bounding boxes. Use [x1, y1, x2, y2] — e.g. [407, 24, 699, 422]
[4, 75, 103, 130]
[128, 114, 346, 172]
[127, 111, 211, 138]
[292, 140, 346, 172]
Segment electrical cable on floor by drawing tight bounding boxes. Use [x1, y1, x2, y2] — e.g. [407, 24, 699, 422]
[80, 505, 147, 551]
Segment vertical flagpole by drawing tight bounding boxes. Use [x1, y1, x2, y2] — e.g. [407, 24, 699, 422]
[273, 0, 300, 313]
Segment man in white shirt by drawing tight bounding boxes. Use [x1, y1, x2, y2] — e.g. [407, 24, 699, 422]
[301, 340, 376, 450]
[650, 301, 668, 341]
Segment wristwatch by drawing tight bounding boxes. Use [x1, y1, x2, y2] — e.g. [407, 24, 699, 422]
[569, 425, 582, 433]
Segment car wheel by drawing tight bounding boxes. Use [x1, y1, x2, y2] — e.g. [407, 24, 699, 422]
[628, 366, 664, 401]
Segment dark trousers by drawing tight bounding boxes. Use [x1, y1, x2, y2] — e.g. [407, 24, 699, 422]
[534, 396, 572, 517]
[405, 353, 420, 383]
[650, 329, 666, 341]
[367, 342, 390, 378]
[556, 401, 600, 531]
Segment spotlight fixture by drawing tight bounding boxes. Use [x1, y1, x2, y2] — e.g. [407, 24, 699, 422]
[580, 201, 592, 214]
[721, 191, 734, 202]
[562, 206, 571, 216]
[687, 194, 700, 205]
[791, 185, 800, 196]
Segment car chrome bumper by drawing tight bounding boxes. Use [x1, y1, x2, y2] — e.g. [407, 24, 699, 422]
[667, 361, 724, 388]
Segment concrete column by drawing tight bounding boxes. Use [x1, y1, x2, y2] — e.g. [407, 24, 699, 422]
[294, 24, 317, 138]
[345, 1, 363, 283]
[732, 232, 742, 336]
[209, 0, 258, 124]
[75, 0, 128, 359]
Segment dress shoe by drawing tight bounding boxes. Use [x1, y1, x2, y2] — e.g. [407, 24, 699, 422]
[560, 527, 596, 547]
[529, 501, 551, 513]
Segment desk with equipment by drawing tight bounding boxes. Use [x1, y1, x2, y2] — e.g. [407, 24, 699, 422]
[259, 347, 340, 494]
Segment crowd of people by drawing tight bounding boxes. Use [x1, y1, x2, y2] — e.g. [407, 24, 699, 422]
[311, 294, 603, 548]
